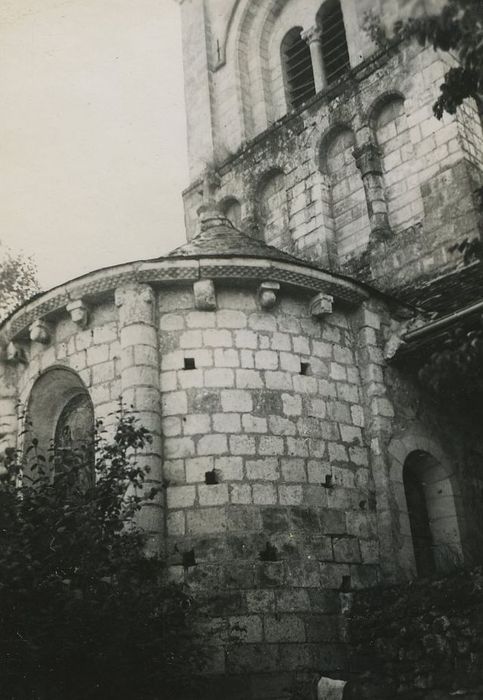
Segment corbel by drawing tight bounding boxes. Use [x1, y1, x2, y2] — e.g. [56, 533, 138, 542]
[29, 319, 51, 345]
[193, 279, 216, 311]
[5, 341, 27, 365]
[258, 282, 280, 310]
[310, 293, 333, 318]
[66, 299, 90, 329]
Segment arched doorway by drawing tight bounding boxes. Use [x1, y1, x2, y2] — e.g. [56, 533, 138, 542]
[403, 450, 462, 576]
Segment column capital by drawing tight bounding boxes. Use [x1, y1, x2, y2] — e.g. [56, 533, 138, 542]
[353, 142, 383, 176]
[301, 25, 322, 45]
[115, 282, 155, 326]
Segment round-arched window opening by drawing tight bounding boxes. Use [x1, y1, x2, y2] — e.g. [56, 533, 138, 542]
[403, 449, 463, 576]
[281, 27, 315, 110]
[25, 367, 95, 484]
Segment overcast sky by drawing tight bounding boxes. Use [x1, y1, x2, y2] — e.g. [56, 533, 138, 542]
[0, 0, 188, 290]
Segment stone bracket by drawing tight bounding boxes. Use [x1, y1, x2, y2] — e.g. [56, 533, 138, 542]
[29, 319, 51, 345]
[258, 281, 280, 309]
[5, 341, 27, 365]
[194, 279, 216, 311]
[310, 293, 333, 318]
[66, 299, 90, 329]
[317, 676, 346, 699]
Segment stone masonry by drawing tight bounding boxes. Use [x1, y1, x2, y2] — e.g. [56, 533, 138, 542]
[1, 0, 483, 698]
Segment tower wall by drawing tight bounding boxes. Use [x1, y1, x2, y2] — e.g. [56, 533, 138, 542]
[179, 0, 483, 299]
[159, 283, 377, 686]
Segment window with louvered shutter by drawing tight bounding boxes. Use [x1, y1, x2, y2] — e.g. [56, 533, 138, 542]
[281, 27, 315, 110]
[319, 0, 350, 85]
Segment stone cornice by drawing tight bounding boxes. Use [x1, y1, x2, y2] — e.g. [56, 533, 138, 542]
[1, 256, 369, 343]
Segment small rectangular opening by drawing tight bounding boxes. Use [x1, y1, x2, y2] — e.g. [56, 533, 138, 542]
[341, 575, 352, 592]
[300, 362, 310, 376]
[205, 468, 219, 485]
[184, 357, 196, 370]
[182, 549, 196, 568]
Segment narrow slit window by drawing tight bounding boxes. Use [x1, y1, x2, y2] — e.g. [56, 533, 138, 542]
[300, 361, 310, 376]
[184, 357, 196, 370]
[281, 27, 316, 110]
[319, 0, 350, 85]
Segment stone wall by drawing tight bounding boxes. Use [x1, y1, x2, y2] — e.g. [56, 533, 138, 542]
[1, 268, 482, 697]
[182, 42, 483, 298]
[17, 301, 121, 425]
[383, 357, 483, 575]
[158, 283, 378, 693]
[179, 0, 448, 178]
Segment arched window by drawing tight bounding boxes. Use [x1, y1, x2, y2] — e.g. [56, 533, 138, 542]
[26, 367, 95, 480]
[317, 0, 350, 85]
[403, 457, 435, 577]
[403, 450, 462, 576]
[281, 27, 315, 110]
[322, 127, 371, 261]
[373, 95, 424, 231]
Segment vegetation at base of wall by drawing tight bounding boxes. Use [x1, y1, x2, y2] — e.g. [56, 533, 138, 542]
[0, 409, 207, 700]
[0, 243, 40, 323]
[346, 566, 483, 699]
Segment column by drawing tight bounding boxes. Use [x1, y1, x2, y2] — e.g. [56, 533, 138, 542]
[301, 26, 326, 93]
[115, 282, 164, 553]
[353, 142, 391, 239]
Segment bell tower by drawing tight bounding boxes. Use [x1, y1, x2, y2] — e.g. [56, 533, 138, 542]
[177, 0, 483, 309]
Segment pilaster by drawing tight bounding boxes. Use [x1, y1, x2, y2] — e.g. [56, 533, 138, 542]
[351, 302, 399, 581]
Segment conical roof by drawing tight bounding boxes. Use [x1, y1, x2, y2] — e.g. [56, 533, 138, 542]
[166, 213, 305, 266]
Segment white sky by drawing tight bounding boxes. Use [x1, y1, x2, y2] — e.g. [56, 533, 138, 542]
[0, 0, 188, 291]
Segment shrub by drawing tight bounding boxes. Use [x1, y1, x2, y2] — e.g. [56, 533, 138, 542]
[0, 409, 206, 700]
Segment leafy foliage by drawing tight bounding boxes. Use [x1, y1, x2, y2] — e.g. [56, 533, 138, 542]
[418, 324, 483, 399]
[393, 0, 483, 119]
[0, 244, 40, 323]
[347, 566, 483, 697]
[0, 410, 206, 700]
